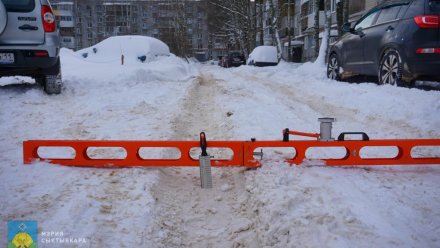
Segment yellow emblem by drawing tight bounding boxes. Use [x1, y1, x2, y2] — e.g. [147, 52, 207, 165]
[12, 232, 34, 248]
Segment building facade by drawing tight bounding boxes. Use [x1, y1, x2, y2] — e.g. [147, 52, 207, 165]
[262, 0, 385, 62]
[51, 0, 209, 61]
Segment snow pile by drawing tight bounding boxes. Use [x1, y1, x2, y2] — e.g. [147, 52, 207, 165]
[246, 164, 440, 247]
[77, 35, 170, 64]
[61, 35, 198, 84]
[248, 46, 278, 65]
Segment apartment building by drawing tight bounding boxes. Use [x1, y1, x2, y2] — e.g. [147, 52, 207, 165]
[262, 0, 384, 62]
[51, 0, 209, 61]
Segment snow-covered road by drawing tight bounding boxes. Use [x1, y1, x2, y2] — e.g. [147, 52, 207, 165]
[1, 48, 439, 247]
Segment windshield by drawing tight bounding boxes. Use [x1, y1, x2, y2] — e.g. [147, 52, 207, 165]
[1, 0, 35, 12]
[230, 52, 242, 57]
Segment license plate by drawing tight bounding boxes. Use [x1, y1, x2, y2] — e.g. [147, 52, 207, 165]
[0, 53, 15, 64]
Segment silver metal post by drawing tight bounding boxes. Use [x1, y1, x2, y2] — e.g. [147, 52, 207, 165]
[318, 117, 336, 141]
[199, 155, 212, 189]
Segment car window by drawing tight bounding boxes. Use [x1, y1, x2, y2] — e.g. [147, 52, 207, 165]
[376, 5, 402, 25]
[355, 10, 379, 30]
[1, 0, 35, 12]
[429, 0, 440, 13]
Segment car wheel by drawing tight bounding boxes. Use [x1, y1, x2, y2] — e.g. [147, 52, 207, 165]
[378, 49, 405, 87]
[42, 59, 62, 94]
[327, 53, 341, 81]
[44, 74, 62, 94]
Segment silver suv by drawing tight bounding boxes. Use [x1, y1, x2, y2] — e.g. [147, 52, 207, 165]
[0, 0, 62, 94]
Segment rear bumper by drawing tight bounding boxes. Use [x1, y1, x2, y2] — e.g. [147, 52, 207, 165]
[0, 49, 59, 76]
[0, 40, 59, 76]
[405, 54, 440, 80]
[254, 61, 278, 67]
[230, 61, 245, 66]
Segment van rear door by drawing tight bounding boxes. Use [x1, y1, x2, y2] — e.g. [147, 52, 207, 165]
[0, 0, 45, 45]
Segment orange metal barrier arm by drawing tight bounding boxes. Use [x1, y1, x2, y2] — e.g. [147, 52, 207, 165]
[23, 140, 245, 167]
[23, 138, 440, 167]
[243, 139, 440, 166]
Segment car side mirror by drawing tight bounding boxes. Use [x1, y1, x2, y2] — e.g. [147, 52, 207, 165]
[341, 22, 353, 33]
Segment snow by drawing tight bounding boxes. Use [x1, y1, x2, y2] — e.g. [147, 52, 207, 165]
[315, 28, 329, 66]
[319, 29, 339, 38]
[1, 35, 440, 247]
[248, 45, 278, 64]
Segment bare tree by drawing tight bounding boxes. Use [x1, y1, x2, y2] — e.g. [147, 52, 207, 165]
[343, 0, 349, 24]
[267, 0, 282, 58]
[336, 0, 344, 38]
[324, 0, 332, 63]
[208, 0, 260, 57]
[314, 0, 320, 59]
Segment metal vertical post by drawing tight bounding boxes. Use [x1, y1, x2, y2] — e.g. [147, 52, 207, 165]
[199, 132, 212, 189]
[318, 117, 336, 141]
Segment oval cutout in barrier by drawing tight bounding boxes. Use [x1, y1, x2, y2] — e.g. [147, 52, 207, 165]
[252, 147, 296, 160]
[306, 147, 347, 159]
[138, 147, 181, 160]
[411, 146, 440, 158]
[86, 147, 127, 159]
[360, 146, 399, 159]
[190, 147, 234, 160]
[37, 146, 76, 159]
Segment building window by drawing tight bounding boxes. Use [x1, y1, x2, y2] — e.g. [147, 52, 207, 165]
[60, 16, 72, 21]
[304, 35, 315, 49]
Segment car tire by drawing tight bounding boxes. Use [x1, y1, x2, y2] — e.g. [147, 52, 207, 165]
[378, 49, 405, 87]
[327, 53, 341, 81]
[40, 58, 63, 94]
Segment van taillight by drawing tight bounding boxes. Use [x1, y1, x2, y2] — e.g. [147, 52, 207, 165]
[414, 15, 439, 28]
[41, 5, 56, 32]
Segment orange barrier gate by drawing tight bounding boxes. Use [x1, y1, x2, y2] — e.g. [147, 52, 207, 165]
[23, 132, 440, 168]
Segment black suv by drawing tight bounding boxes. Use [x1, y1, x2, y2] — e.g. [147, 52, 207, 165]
[0, 0, 62, 94]
[221, 52, 246, 68]
[327, 0, 440, 86]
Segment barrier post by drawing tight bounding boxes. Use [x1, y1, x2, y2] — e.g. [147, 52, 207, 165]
[199, 132, 212, 189]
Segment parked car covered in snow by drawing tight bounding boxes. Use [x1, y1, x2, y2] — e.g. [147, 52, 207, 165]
[0, 0, 62, 94]
[327, 0, 440, 87]
[247, 46, 279, 67]
[77, 36, 170, 65]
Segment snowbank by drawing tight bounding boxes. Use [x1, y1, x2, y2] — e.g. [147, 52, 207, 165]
[76, 35, 170, 64]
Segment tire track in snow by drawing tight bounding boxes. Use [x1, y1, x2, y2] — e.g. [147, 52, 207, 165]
[230, 70, 430, 138]
[149, 73, 261, 247]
